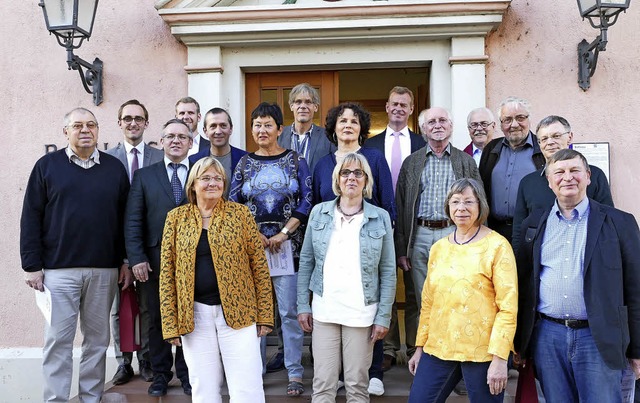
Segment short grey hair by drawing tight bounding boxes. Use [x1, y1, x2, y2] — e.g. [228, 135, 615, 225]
[417, 107, 452, 134]
[466, 107, 495, 126]
[497, 96, 532, 122]
[64, 107, 97, 127]
[288, 83, 320, 106]
[444, 178, 490, 227]
[331, 153, 373, 199]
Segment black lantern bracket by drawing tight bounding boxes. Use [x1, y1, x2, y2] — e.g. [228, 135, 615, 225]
[577, 2, 629, 91]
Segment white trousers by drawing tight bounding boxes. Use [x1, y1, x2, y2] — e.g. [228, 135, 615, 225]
[181, 302, 265, 403]
[42, 268, 118, 403]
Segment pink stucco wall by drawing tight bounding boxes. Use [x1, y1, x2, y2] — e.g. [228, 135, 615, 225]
[0, 1, 187, 347]
[486, 0, 640, 216]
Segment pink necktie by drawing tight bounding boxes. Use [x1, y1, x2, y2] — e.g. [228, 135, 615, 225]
[130, 148, 139, 183]
[391, 132, 402, 194]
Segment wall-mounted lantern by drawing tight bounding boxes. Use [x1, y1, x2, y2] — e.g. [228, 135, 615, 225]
[576, 0, 631, 91]
[39, 0, 103, 105]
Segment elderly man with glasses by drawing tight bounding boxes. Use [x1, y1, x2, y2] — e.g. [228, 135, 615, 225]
[464, 107, 496, 166]
[21, 107, 131, 403]
[478, 96, 545, 241]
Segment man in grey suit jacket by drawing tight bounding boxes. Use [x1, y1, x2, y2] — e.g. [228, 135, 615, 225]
[125, 119, 193, 397]
[106, 100, 163, 385]
[277, 83, 335, 174]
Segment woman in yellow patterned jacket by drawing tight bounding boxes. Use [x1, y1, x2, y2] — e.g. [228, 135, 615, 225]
[407, 178, 518, 403]
[160, 157, 274, 403]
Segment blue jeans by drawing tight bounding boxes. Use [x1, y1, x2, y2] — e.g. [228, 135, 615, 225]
[261, 273, 304, 380]
[408, 352, 503, 403]
[532, 317, 623, 403]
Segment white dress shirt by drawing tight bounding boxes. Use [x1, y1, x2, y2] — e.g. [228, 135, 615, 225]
[383, 126, 412, 170]
[123, 141, 145, 176]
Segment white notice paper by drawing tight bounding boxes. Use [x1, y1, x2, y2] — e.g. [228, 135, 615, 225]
[265, 240, 295, 276]
[35, 285, 52, 325]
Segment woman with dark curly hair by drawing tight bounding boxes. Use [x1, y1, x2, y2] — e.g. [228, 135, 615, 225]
[311, 102, 396, 396]
[313, 102, 396, 221]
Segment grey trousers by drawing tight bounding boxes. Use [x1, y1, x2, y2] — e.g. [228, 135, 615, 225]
[42, 268, 118, 403]
[410, 225, 455, 310]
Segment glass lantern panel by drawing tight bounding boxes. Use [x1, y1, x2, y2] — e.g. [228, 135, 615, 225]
[77, 0, 98, 35]
[42, 0, 74, 28]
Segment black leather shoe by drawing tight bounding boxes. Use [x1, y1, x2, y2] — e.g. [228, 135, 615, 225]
[180, 378, 192, 396]
[138, 360, 153, 382]
[148, 374, 168, 397]
[112, 364, 134, 385]
[266, 351, 285, 373]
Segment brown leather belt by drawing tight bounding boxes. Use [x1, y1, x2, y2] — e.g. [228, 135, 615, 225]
[416, 219, 451, 229]
[539, 313, 588, 329]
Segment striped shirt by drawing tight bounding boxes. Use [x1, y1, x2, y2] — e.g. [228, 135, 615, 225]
[417, 144, 455, 220]
[65, 147, 100, 169]
[538, 197, 590, 320]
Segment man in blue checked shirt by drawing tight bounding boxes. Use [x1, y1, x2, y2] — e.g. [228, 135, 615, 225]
[515, 148, 640, 402]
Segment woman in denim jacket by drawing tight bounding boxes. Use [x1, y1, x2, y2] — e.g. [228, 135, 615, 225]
[297, 153, 396, 403]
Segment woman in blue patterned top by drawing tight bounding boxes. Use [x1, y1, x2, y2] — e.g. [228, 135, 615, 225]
[230, 102, 312, 397]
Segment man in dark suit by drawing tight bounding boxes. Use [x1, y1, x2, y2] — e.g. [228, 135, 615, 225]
[106, 100, 164, 385]
[363, 86, 425, 380]
[479, 96, 545, 241]
[463, 107, 496, 166]
[176, 97, 210, 156]
[277, 83, 335, 173]
[515, 148, 640, 401]
[188, 107, 247, 198]
[125, 119, 193, 397]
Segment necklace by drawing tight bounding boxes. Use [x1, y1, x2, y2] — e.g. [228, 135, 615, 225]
[453, 226, 481, 245]
[337, 201, 363, 218]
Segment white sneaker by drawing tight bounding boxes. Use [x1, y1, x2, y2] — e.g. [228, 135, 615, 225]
[368, 377, 385, 396]
[337, 380, 345, 390]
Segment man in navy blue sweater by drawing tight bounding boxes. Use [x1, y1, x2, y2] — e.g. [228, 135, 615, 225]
[20, 108, 131, 403]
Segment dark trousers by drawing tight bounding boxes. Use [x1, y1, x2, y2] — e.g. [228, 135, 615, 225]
[145, 278, 189, 381]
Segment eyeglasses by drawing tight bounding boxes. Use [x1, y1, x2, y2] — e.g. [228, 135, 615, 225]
[121, 116, 146, 124]
[198, 175, 224, 183]
[426, 118, 450, 127]
[538, 132, 570, 145]
[468, 121, 493, 130]
[67, 122, 98, 131]
[449, 200, 478, 208]
[163, 134, 191, 142]
[501, 115, 529, 125]
[339, 169, 366, 178]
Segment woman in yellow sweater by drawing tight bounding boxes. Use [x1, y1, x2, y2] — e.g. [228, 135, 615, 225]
[407, 178, 517, 402]
[159, 157, 274, 403]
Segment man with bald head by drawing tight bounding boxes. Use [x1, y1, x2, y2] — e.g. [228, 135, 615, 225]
[479, 96, 545, 241]
[464, 107, 496, 166]
[395, 107, 480, 307]
[21, 108, 130, 402]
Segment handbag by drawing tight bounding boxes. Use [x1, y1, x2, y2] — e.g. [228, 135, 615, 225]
[515, 359, 539, 403]
[118, 285, 141, 352]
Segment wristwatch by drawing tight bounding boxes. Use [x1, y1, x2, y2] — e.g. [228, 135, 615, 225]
[280, 227, 290, 237]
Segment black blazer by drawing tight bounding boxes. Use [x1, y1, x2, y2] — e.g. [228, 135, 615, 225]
[124, 161, 189, 278]
[363, 128, 426, 156]
[514, 199, 640, 370]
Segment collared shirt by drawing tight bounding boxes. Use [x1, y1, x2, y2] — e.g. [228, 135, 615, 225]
[289, 123, 314, 161]
[538, 197, 590, 320]
[187, 132, 208, 157]
[417, 144, 455, 220]
[123, 141, 145, 178]
[490, 134, 536, 219]
[383, 126, 412, 170]
[471, 144, 482, 166]
[65, 147, 100, 169]
[164, 156, 189, 186]
[312, 207, 377, 327]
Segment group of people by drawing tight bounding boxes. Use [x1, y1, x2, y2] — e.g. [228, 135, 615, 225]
[20, 84, 640, 403]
